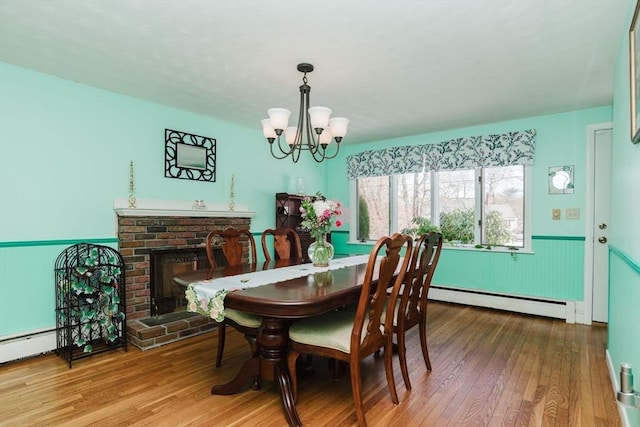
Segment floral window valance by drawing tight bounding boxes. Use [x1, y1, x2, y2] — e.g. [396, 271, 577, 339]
[346, 129, 536, 180]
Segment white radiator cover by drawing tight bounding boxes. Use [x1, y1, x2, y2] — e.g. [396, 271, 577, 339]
[0, 329, 56, 364]
[429, 285, 581, 324]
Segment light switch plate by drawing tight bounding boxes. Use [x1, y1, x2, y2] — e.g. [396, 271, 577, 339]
[566, 208, 580, 220]
[552, 209, 561, 220]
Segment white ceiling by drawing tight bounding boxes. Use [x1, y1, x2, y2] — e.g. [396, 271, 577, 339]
[0, 0, 631, 144]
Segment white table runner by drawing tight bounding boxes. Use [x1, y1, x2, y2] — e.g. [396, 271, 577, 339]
[185, 255, 370, 321]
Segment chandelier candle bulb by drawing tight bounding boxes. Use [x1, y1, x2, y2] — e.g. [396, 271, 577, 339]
[319, 128, 333, 146]
[267, 108, 291, 133]
[308, 106, 332, 131]
[328, 117, 349, 141]
[261, 119, 277, 141]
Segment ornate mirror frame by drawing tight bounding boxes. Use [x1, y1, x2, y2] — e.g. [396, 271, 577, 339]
[164, 128, 216, 182]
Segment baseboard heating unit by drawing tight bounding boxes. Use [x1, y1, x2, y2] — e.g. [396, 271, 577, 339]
[429, 285, 578, 324]
[0, 328, 56, 364]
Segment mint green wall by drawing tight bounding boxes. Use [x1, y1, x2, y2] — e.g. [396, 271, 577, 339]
[327, 107, 611, 301]
[432, 237, 585, 299]
[0, 240, 118, 334]
[609, 2, 640, 424]
[0, 62, 327, 336]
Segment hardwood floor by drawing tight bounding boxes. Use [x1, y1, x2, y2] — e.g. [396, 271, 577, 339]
[0, 302, 621, 426]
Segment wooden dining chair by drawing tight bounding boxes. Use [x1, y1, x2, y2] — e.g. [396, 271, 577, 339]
[260, 227, 303, 262]
[286, 233, 413, 427]
[205, 228, 262, 375]
[391, 232, 443, 391]
[206, 227, 257, 271]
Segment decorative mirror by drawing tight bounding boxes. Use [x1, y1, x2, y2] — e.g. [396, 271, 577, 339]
[548, 165, 574, 194]
[165, 128, 216, 182]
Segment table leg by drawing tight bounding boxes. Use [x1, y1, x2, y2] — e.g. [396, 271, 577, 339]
[211, 356, 259, 395]
[259, 317, 302, 426]
[275, 361, 302, 427]
[210, 317, 302, 426]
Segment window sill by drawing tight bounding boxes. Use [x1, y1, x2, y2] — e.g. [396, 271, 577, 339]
[348, 240, 376, 246]
[347, 240, 533, 254]
[443, 245, 533, 254]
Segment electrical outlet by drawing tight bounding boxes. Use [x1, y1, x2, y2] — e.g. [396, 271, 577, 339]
[552, 209, 561, 220]
[566, 208, 580, 220]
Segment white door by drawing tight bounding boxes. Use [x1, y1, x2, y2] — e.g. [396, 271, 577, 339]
[591, 127, 612, 323]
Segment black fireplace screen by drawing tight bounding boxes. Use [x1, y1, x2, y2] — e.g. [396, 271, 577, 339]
[150, 247, 224, 316]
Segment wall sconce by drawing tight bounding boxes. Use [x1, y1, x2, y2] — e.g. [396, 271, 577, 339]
[617, 363, 640, 408]
[548, 165, 574, 194]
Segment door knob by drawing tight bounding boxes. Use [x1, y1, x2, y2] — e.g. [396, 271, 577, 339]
[599, 223, 607, 230]
[598, 236, 608, 244]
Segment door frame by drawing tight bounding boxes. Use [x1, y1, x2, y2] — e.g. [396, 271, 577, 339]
[583, 121, 612, 325]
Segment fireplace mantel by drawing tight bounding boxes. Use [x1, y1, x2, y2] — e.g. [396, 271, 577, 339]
[113, 197, 255, 218]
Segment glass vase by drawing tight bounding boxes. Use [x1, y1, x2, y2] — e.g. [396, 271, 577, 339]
[308, 235, 334, 267]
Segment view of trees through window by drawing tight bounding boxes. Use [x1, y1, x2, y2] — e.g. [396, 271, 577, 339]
[482, 165, 524, 246]
[397, 172, 431, 233]
[356, 176, 388, 241]
[356, 165, 525, 248]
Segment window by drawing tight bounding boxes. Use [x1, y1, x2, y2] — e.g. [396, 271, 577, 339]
[397, 172, 432, 232]
[353, 165, 530, 250]
[356, 176, 389, 242]
[482, 165, 525, 247]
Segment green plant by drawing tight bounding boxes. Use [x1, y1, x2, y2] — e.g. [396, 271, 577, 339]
[440, 208, 512, 246]
[474, 244, 492, 250]
[439, 209, 474, 243]
[71, 248, 125, 353]
[401, 216, 440, 237]
[358, 195, 370, 241]
[484, 210, 512, 246]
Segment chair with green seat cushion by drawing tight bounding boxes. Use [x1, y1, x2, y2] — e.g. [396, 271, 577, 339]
[390, 232, 443, 391]
[286, 233, 413, 427]
[205, 228, 262, 373]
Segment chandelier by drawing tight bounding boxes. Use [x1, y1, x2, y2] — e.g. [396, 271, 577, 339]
[261, 63, 349, 163]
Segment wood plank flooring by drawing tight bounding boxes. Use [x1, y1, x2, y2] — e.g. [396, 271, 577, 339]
[0, 302, 621, 426]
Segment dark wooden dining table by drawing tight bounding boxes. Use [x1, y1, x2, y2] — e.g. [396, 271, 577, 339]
[174, 257, 374, 427]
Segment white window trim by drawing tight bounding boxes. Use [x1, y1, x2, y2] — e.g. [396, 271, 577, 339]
[349, 165, 533, 253]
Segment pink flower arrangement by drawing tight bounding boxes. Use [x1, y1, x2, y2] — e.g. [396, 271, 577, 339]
[300, 192, 342, 240]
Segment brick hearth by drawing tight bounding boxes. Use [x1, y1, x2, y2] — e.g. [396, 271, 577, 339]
[126, 312, 215, 349]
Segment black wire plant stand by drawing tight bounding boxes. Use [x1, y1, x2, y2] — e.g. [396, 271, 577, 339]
[54, 243, 127, 367]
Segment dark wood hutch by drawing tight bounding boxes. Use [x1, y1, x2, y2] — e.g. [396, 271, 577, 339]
[275, 192, 330, 262]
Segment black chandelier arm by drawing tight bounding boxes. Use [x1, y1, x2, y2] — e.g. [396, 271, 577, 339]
[304, 115, 319, 151]
[269, 140, 297, 160]
[270, 135, 307, 163]
[300, 84, 317, 151]
[308, 141, 341, 162]
[268, 135, 341, 163]
[274, 132, 297, 155]
[291, 144, 303, 163]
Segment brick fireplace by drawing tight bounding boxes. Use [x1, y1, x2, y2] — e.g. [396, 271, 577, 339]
[114, 198, 254, 350]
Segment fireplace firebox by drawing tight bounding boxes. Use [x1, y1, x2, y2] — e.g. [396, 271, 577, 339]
[149, 247, 225, 316]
